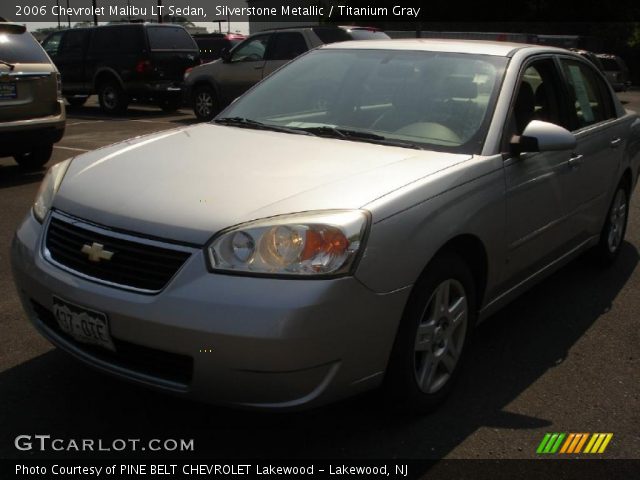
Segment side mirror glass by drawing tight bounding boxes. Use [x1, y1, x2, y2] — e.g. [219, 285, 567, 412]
[510, 120, 576, 155]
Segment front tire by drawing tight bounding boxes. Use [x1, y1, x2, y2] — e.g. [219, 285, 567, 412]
[13, 144, 53, 170]
[594, 180, 630, 265]
[384, 252, 476, 413]
[98, 81, 128, 115]
[192, 85, 217, 121]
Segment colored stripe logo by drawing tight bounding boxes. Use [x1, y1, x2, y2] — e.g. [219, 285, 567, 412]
[537, 433, 613, 454]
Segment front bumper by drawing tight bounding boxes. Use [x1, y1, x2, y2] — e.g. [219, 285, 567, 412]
[11, 212, 410, 410]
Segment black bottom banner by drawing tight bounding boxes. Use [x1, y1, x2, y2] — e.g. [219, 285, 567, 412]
[3, 459, 640, 480]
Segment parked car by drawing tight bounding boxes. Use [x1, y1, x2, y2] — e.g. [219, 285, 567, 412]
[0, 23, 65, 169]
[192, 32, 245, 64]
[338, 25, 389, 40]
[596, 53, 631, 92]
[569, 49, 605, 71]
[184, 25, 390, 121]
[41, 23, 200, 114]
[12, 40, 639, 412]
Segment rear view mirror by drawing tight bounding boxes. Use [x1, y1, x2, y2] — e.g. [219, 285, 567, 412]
[510, 120, 576, 155]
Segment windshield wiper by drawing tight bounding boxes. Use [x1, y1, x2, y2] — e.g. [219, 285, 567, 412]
[0, 59, 15, 70]
[298, 126, 422, 150]
[213, 117, 312, 136]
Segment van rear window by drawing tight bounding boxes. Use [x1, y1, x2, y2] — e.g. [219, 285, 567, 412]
[147, 27, 197, 50]
[0, 30, 50, 63]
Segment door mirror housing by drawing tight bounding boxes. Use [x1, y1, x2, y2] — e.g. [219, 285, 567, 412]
[510, 120, 576, 155]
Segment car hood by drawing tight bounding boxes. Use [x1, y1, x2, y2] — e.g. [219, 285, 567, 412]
[54, 124, 471, 245]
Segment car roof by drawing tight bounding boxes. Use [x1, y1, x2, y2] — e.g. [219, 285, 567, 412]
[321, 38, 566, 57]
[53, 23, 188, 33]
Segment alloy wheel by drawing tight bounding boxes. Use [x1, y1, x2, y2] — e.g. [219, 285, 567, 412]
[607, 188, 627, 253]
[195, 92, 213, 118]
[413, 279, 468, 394]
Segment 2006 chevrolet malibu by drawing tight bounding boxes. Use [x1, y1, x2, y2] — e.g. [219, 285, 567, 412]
[11, 40, 640, 411]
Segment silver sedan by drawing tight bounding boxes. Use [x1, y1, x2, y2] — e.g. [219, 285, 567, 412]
[11, 39, 640, 412]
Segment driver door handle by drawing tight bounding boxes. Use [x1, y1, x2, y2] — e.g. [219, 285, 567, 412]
[568, 153, 584, 169]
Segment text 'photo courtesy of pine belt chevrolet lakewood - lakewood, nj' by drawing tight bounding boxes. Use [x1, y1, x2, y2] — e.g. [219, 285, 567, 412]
[8, 32, 640, 412]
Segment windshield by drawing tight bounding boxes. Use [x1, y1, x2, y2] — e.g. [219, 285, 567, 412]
[221, 49, 507, 153]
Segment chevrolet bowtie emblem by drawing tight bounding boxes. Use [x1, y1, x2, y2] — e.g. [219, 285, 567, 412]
[81, 242, 114, 262]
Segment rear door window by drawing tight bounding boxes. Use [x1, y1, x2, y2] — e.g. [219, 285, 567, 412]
[147, 27, 197, 50]
[59, 30, 89, 55]
[265, 32, 308, 60]
[90, 26, 144, 54]
[0, 28, 50, 63]
[559, 58, 616, 129]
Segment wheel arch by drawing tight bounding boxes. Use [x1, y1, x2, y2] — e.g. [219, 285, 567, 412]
[419, 234, 489, 311]
[93, 68, 124, 91]
[190, 77, 220, 99]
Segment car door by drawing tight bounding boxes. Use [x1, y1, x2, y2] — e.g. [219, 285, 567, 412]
[51, 29, 90, 93]
[502, 57, 581, 284]
[556, 56, 626, 239]
[216, 33, 271, 105]
[261, 31, 310, 78]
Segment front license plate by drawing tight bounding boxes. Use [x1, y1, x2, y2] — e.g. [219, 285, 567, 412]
[52, 297, 115, 351]
[0, 82, 17, 100]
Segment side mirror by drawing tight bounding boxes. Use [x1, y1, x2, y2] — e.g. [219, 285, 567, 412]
[221, 47, 231, 63]
[510, 120, 576, 155]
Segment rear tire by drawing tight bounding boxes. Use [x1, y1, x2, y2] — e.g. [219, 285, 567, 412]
[383, 252, 476, 414]
[13, 144, 53, 170]
[593, 179, 630, 266]
[98, 80, 128, 115]
[192, 85, 217, 121]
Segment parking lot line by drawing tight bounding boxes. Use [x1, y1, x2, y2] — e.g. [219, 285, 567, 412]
[66, 121, 104, 126]
[54, 146, 90, 152]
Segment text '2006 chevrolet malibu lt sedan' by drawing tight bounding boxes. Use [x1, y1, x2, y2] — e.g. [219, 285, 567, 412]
[11, 40, 640, 412]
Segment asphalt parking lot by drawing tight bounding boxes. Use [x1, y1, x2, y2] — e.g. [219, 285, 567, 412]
[1, 94, 639, 461]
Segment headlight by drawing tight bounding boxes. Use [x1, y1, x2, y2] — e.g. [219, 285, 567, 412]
[33, 159, 71, 222]
[207, 210, 369, 277]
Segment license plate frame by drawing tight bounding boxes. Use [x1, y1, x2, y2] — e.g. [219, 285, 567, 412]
[52, 296, 115, 351]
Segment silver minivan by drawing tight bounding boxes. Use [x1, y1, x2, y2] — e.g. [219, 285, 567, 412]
[0, 23, 65, 169]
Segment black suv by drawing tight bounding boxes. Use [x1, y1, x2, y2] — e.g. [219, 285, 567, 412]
[42, 23, 200, 114]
